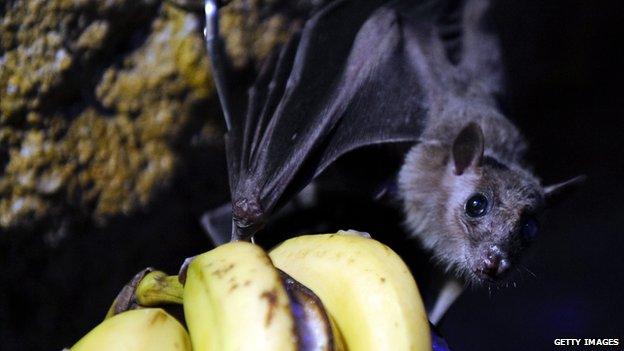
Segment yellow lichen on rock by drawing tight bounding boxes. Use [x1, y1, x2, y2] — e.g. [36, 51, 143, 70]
[0, 0, 217, 229]
[220, 0, 296, 70]
[60, 109, 177, 220]
[0, 0, 311, 232]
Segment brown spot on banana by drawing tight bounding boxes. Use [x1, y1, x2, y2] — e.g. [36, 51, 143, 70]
[260, 288, 279, 327]
[148, 309, 169, 326]
[211, 263, 235, 278]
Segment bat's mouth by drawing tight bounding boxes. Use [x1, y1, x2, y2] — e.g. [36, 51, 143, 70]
[472, 264, 517, 285]
[474, 269, 503, 283]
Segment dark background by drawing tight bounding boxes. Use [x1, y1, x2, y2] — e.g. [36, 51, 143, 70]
[443, 0, 624, 349]
[1, 0, 623, 350]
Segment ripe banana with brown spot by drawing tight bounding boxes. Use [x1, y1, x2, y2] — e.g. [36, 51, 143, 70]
[270, 231, 432, 351]
[71, 308, 191, 351]
[183, 241, 298, 351]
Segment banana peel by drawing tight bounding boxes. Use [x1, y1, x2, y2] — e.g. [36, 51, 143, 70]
[183, 241, 298, 351]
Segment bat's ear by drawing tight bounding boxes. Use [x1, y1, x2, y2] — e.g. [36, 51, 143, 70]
[452, 122, 484, 175]
[543, 175, 587, 206]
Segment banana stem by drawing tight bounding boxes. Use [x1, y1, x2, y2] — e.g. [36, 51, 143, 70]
[105, 268, 183, 320]
[136, 271, 184, 306]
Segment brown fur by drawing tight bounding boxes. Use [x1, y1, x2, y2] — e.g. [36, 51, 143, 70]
[398, 99, 546, 283]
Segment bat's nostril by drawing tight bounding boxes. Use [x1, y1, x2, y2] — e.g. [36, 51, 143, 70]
[498, 258, 510, 275]
[486, 250, 502, 266]
[484, 256, 498, 270]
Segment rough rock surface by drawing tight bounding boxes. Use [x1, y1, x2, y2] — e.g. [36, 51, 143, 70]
[0, 0, 307, 235]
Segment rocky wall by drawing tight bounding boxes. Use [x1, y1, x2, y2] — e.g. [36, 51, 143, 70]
[0, 0, 311, 237]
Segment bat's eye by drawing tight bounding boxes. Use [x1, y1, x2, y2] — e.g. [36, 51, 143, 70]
[520, 217, 539, 241]
[465, 194, 488, 217]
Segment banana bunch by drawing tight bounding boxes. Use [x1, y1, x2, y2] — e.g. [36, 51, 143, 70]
[70, 231, 432, 351]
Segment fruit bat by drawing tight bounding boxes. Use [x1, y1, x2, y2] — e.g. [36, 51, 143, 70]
[203, 0, 582, 287]
[201, 0, 583, 327]
[206, 0, 488, 237]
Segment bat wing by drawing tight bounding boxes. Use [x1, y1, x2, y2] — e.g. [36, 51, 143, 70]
[216, 0, 503, 239]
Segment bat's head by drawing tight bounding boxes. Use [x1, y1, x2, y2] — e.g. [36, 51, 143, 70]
[399, 122, 584, 284]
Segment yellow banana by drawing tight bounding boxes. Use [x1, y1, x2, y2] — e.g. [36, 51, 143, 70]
[71, 308, 191, 351]
[270, 231, 432, 351]
[183, 241, 298, 351]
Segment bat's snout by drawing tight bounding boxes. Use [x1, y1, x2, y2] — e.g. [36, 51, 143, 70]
[476, 245, 510, 280]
